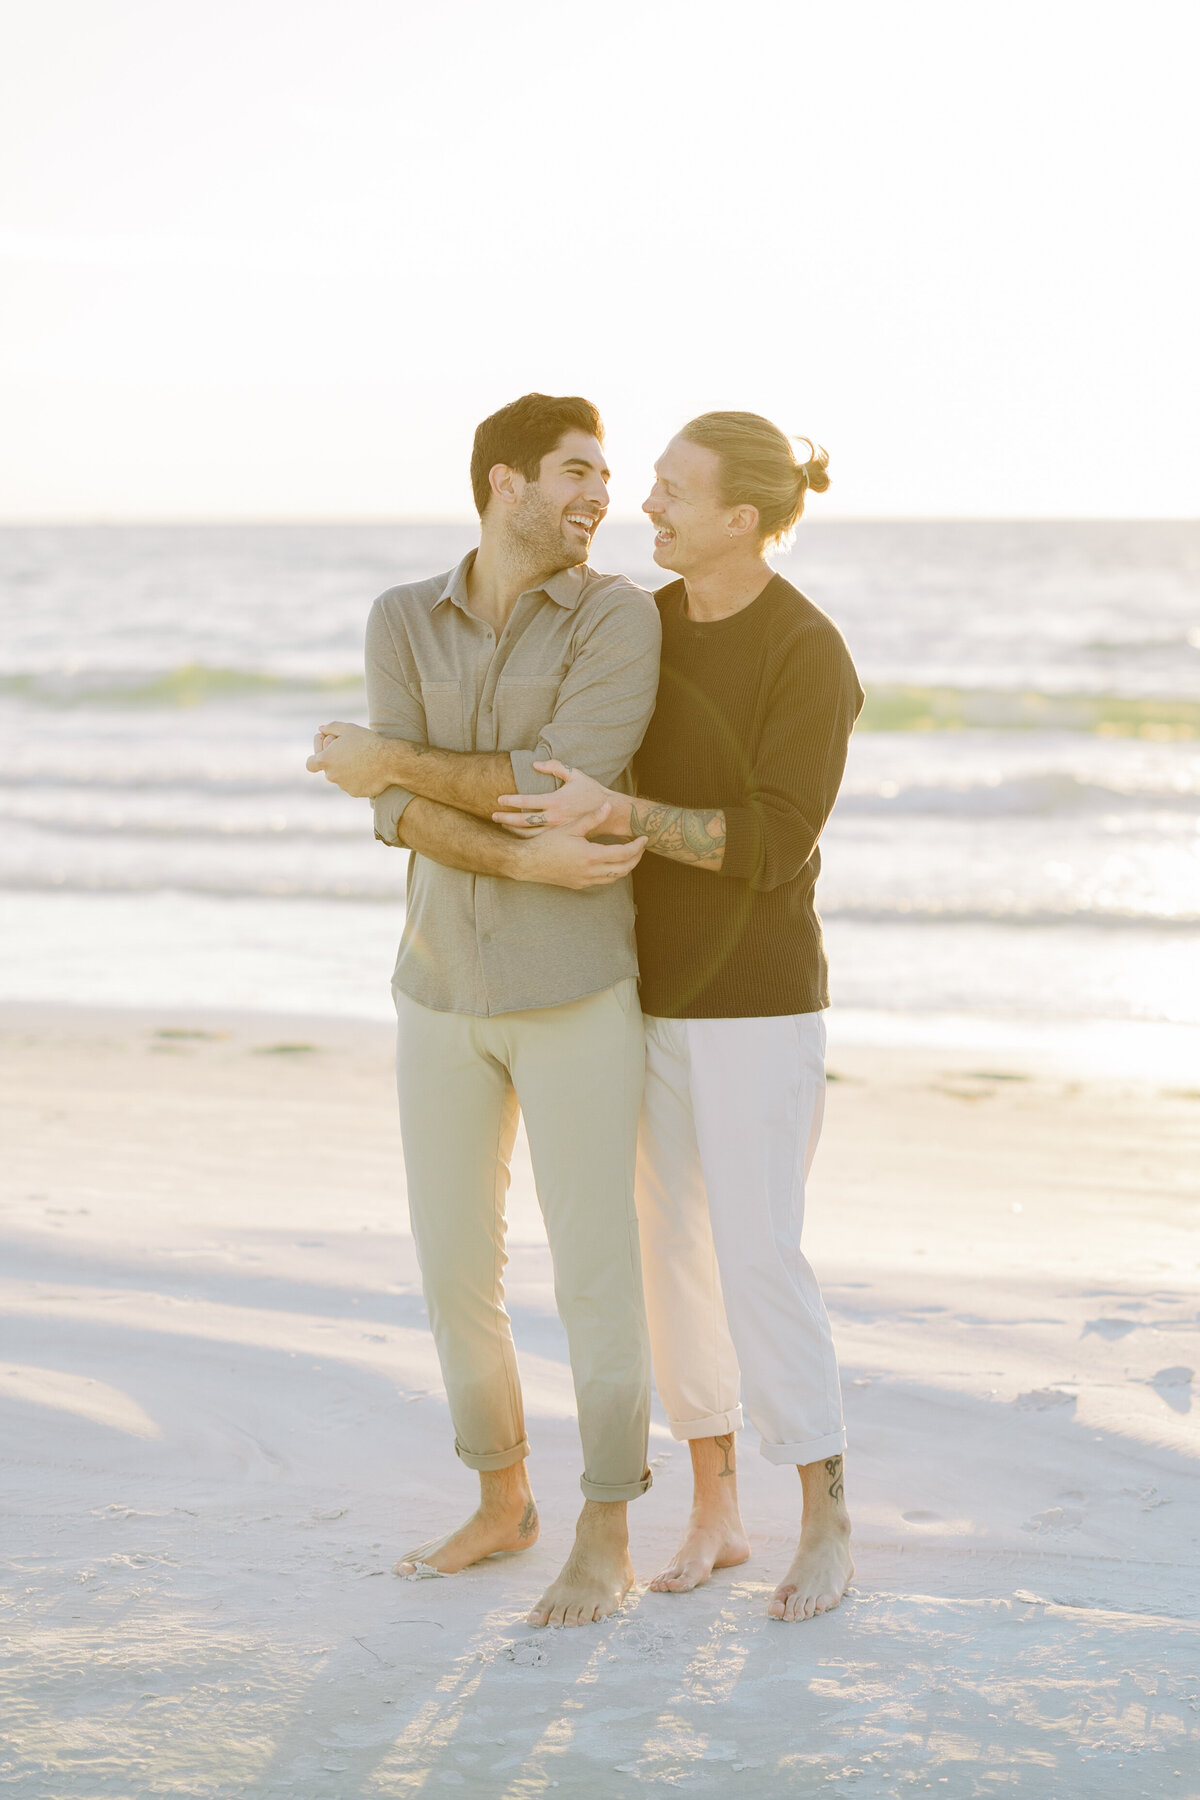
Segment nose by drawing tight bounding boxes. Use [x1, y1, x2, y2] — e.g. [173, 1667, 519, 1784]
[586, 471, 609, 510]
[642, 484, 662, 516]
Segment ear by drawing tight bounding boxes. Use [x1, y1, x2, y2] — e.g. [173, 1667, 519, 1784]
[488, 462, 524, 508]
[727, 503, 759, 540]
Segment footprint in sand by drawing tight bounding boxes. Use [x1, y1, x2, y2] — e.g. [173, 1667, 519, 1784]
[612, 1620, 682, 1659]
[1013, 1387, 1076, 1412]
[1023, 1507, 1084, 1533]
[902, 1510, 942, 1524]
[1083, 1317, 1139, 1340]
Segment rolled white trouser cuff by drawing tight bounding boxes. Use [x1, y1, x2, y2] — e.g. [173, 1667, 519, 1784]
[759, 1427, 848, 1467]
[669, 1406, 745, 1441]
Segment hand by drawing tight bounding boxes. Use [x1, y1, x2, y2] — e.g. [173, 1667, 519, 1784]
[306, 721, 394, 798]
[493, 760, 631, 836]
[514, 804, 648, 890]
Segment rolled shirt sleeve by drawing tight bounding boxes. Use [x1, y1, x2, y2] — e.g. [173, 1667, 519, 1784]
[364, 593, 425, 846]
[506, 588, 662, 796]
[719, 626, 864, 891]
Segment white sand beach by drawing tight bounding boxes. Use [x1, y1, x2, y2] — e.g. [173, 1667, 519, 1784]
[3, 1001, 1198, 1798]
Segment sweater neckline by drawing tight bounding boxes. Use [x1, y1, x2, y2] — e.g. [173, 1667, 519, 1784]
[667, 573, 784, 632]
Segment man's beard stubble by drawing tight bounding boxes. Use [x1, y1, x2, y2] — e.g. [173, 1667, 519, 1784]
[507, 485, 585, 574]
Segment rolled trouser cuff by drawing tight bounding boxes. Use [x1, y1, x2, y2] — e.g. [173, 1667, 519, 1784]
[455, 1437, 530, 1472]
[668, 1405, 744, 1441]
[580, 1467, 653, 1503]
[759, 1427, 847, 1467]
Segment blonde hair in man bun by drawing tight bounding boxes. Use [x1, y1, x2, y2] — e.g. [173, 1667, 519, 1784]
[679, 411, 830, 549]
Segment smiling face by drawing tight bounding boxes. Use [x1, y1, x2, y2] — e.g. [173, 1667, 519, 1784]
[506, 429, 611, 570]
[643, 434, 743, 575]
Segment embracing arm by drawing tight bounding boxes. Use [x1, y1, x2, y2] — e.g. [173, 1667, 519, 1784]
[494, 763, 726, 872]
[398, 797, 522, 875]
[627, 798, 726, 871]
[495, 626, 862, 882]
[398, 796, 647, 890]
[310, 726, 514, 817]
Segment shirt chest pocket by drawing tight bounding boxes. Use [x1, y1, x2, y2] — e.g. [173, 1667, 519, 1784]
[419, 680, 467, 751]
[492, 677, 562, 750]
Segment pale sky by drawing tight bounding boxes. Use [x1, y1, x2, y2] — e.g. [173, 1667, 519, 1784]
[1, 0, 1196, 520]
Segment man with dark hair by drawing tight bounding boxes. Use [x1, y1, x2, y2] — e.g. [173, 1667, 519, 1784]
[469, 393, 603, 517]
[308, 394, 661, 1627]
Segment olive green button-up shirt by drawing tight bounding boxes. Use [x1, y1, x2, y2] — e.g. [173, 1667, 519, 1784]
[367, 552, 661, 1017]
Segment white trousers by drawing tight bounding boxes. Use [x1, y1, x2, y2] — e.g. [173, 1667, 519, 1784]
[636, 1011, 846, 1466]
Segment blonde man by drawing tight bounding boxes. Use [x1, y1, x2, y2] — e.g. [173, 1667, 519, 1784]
[497, 413, 862, 1622]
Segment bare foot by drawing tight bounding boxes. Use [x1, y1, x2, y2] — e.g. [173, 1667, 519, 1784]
[394, 1486, 538, 1576]
[767, 1521, 854, 1621]
[649, 1506, 750, 1593]
[526, 1500, 634, 1627]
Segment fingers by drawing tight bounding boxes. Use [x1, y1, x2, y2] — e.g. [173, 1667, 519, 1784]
[495, 792, 553, 812]
[305, 752, 326, 773]
[580, 836, 646, 884]
[531, 760, 571, 780]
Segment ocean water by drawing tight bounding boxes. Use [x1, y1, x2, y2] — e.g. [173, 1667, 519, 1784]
[2, 519, 1198, 1068]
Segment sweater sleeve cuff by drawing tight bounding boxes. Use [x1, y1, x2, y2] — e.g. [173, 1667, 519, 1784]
[719, 805, 762, 881]
[373, 784, 417, 846]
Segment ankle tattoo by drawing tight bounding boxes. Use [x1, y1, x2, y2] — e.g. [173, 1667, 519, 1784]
[714, 1434, 735, 1479]
[824, 1456, 845, 1504]
[518, 1499, 538, 1540]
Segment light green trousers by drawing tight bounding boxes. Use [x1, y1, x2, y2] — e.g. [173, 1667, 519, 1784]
[394, 979, 652, 1503]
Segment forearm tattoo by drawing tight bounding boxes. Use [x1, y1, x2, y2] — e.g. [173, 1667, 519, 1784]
[714, 1434, 735, 1478]
[825, 1456, 845, 1504]
[628, 799, 726, 867]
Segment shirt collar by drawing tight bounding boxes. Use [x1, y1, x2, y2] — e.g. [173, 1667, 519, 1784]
[432, 551, 587, 614]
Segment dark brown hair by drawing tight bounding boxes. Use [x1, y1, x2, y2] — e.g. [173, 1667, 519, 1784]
[470, 393, 604, 517]
[679, 410, 830, 548]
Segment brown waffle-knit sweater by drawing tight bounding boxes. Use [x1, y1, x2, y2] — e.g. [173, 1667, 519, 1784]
[632, 573, 863, 1019]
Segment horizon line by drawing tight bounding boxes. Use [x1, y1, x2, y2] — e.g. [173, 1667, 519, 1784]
[2, 513, 1197, 529]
